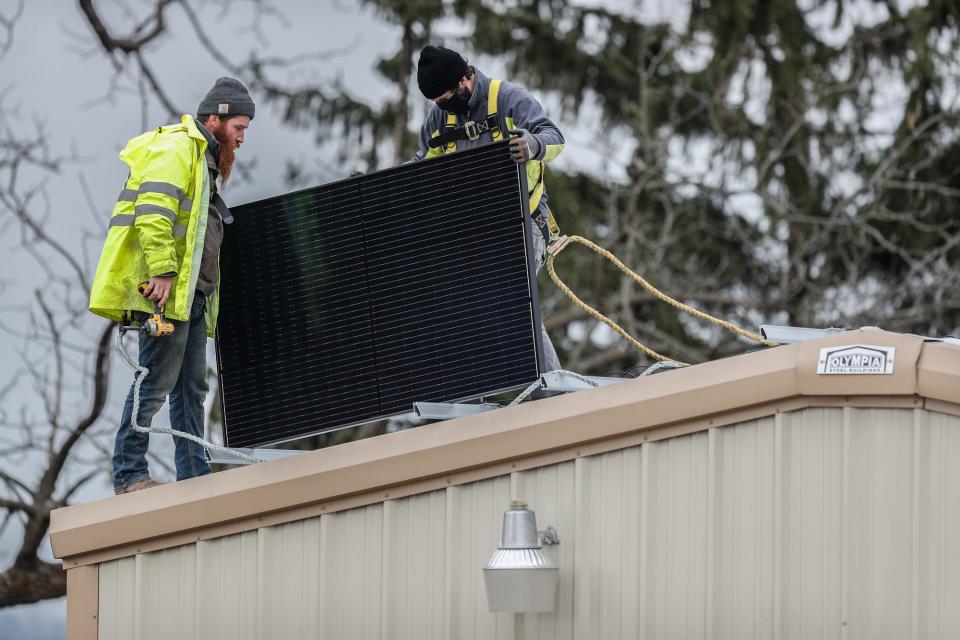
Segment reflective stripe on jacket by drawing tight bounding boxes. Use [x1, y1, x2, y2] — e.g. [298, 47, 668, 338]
[89, 114, 219, 336]
[414, 68, 564, 236]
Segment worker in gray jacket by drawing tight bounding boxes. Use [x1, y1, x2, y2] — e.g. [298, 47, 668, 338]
[413, 45, 564, 372]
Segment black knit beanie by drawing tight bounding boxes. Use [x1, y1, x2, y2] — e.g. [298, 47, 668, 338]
[417, 45, 468, 99]
[197, 77, 255, 119]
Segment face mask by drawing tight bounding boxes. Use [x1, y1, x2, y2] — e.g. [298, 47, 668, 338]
[438, 87, 471, 115]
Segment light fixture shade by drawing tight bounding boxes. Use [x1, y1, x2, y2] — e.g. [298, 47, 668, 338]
[485, 548, 555, 569]
[499, 501, 540, 548]
[482, 503, 559, 613]
[483, 564, 559, 612]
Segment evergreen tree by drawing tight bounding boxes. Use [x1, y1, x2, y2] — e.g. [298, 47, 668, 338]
[258, 0, 959, 369]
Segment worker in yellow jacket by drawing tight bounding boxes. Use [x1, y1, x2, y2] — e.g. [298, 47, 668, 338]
[89, 78, 254, 494]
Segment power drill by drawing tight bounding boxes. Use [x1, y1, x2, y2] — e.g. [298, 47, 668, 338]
[119, 282, 175, 337]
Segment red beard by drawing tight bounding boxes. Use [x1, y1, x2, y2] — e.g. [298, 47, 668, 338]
[209, 123, 237, 187]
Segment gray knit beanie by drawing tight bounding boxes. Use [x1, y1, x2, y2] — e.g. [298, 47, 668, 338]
[197, 77, 255, 119]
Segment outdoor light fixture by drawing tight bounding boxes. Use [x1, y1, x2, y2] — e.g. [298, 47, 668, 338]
[482, 500, 560, 613]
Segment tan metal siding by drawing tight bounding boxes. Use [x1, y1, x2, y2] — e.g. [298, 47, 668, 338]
[917, 410, 960, 638]
[846, 408, 913, 638]
[319, 504, 383, 639]
[256, 517, 321, 637]
[443, 474, 514, 638]
[779, 408, 844, 639]
[139, 545, 197, 638]
[195, 530, 258, 640]
[98, 556, 135, 640]
[97, 407, 960, 639]
[66, 565, 98, 640]
[382, 491, 448, 639]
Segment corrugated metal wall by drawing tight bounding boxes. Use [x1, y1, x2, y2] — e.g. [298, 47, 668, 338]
[97, 407, 960, 639]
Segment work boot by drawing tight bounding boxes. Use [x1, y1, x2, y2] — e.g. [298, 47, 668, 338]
[115, 477, 164, 495]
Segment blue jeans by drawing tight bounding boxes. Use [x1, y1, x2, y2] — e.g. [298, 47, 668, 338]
[113, 292, 212, 491]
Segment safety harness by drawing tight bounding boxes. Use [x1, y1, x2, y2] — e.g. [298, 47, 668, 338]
[427, 114, 502, 150]
[427, 79, 556, 241]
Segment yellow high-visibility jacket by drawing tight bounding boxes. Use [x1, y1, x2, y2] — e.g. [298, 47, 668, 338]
[89, 115, 218, 336]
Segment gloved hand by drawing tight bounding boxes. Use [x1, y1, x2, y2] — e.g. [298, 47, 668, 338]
[509, 128, 541, 163]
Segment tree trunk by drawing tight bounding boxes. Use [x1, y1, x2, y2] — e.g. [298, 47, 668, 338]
[0, 558, 65, 607]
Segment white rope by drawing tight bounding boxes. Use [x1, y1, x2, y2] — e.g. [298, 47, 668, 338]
[555, 370, 602, 388]
[638, 360, 685, 376]
[508, 379, 542, 406]
[116, 330, 262, 464]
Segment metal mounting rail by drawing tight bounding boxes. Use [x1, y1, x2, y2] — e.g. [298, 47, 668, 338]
[759, 325, 846, 344]
[539, 370, 628, 392]
[413, 402, 500, 420]
[212, 373, 647, 465]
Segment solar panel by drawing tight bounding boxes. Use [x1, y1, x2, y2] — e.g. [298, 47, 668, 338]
[216, 141, 545, 448]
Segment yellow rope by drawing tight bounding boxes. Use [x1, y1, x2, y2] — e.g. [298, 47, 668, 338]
[545, 235, 778, 364]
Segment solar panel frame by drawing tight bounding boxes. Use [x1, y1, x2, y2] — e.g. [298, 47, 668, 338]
[216, 141, 546, 448]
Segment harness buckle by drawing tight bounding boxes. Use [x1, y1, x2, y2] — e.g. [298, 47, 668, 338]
[464, 120, 480, 141]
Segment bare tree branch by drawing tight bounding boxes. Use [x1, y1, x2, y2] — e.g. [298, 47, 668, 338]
[38, 321, 113, 513]
[134, 50, 179, 120]
[0, 498, 32, 515]
[0, 0, 24, 59]
[0, 116, 87, 288]
[0, 470, 32, 502]
[77, 0, 175, 55]
[179, 0, 240, 74]
[57, 467, 101, 506]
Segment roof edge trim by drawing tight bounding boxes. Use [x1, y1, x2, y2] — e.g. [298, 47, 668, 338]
[51, 329, 958, 561]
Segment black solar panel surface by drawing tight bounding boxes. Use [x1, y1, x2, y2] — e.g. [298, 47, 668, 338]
[217, 141, 543, 448]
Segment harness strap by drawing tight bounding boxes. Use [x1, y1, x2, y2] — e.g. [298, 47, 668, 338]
[531, 209, 550, 243]
[442, 112, 457, 152]
[529, 166, 545, 212]
[428, 114, 502, 149]
[489, 79, 503, 141]
[430, 79, 507, 152]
